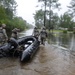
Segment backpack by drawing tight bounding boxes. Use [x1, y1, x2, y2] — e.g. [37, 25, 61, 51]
[40, 29, 47, 38]
[0, 27, 3, 33]
[34, 29, 39, 36]
[0, 27, 4, 42]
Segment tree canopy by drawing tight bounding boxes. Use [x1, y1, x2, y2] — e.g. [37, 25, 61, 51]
[0, 0, 32, 35]
[34, 0, 60, 29]
[34, 0, 75, 31]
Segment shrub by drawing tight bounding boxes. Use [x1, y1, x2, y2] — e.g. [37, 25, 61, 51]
[73, 31, 75, 34]
[63, 30, 67, 33]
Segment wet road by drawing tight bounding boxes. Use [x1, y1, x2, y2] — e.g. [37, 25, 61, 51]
[18, 29, 33, 37]
[0, 30, 75, 75]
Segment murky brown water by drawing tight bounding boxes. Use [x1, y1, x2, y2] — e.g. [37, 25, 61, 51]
[0, 43, 75, 75]
[0, 30, 75, 75]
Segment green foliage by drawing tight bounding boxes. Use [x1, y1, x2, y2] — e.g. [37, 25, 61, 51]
[59, 12, 74, 30]
[73, 31, 75, 34]
[35, 0, 75, 32]
[0, 0, 32, 36]
[0, 0, 17, 19]
[12, 17, 26, 30]
[34, 9, 44, 28]
[49, 13, 59, 29]
[34, 9, 59, 29]
[63, 30, 67, 33]
[68, 0, 75, 16]
[34, 0, 61, 29]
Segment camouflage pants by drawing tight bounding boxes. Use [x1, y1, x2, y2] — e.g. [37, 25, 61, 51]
[0, 38, 6, 46]
[40, 37, 46, 45]
[34, 36, 39, 40]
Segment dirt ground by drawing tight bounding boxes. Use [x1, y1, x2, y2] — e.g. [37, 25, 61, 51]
[0, 42, 75, 75]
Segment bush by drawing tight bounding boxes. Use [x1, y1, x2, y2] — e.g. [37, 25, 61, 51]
[63, 30, 67, 33]
[73, 31, 75, 34]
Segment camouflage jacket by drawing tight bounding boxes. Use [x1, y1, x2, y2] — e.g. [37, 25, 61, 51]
[0, 27, 8, 42]
[40, 29, 47, 38]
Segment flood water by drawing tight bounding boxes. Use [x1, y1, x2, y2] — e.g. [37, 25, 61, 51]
[18, 29, 33, 37]
[1, 29, 75, 75]
[49, 32, 75, 52]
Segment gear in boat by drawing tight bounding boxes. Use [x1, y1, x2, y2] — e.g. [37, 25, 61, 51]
[0, 36, 40, 62]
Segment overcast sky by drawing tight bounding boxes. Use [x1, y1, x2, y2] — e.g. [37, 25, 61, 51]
[16, 0, 71, 25]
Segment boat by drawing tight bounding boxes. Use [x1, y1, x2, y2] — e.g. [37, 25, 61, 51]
[17, 36, 40, 62]
[0, 36, 40, 62]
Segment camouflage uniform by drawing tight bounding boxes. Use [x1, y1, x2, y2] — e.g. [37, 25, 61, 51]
[40, 27, 47, 45]
[11, 28, 20, 39]
[32, 27, 39, 40]
[0, 24, 8, 45]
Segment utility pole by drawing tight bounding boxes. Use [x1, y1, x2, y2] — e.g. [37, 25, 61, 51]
[44, 0, 46, 27]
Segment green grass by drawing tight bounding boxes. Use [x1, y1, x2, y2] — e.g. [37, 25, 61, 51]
[47, 29, 73, 33]
[47, 29, 63, 33]
[53, 30, 63, 32]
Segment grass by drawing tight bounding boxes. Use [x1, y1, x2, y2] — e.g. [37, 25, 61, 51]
[47, 29, 73, 34]
[47, 29, 63, 33]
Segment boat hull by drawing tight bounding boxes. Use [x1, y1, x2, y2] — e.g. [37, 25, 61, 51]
[0, 36, 40, 62]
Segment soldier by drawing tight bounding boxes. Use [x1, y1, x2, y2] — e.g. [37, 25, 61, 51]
[11, 28, 20, 39]
[40, 26, 47, 45]
[32, 27, 39, 40]
[0, 24, 8, 45]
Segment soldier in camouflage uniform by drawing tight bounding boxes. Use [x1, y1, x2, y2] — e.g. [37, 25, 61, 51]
[40, 26, 47, 45]
[0, 24, 8, 45]
[11, 28, 20, 40]
[32, 27, 39, 40]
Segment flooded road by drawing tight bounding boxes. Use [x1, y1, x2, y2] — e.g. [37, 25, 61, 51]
[49, 32, 75, 52]
[18, 29, 33, 37]
[0, 30, 75, 75]
[1, 44, 75, 75]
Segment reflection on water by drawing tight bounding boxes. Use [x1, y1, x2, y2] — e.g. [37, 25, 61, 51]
[19, 29, 33, 37]
[48, 32, 75, 51]
[19, 30, 75, 52]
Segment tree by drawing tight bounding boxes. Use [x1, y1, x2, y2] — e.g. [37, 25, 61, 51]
[34, 9, 44, 28]
[0, 0, 31, 35]
[68, 0, 75, 17]
[59, 12, 74, 31]
[0, 6, 7, 20]
[47, 0, 60, 31]
[38, 0, 47, 26]
[0, 0, 17, 19]
[51, 13, 59, 29]
[36, 0, 60, 30]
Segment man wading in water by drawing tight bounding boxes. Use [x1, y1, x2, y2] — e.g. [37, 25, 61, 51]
[0, 24, 8, 45]
[32, 27, 39, 40]
[11, 28, 20, 40]
[40, 26, 47, 45]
